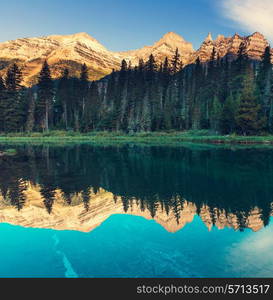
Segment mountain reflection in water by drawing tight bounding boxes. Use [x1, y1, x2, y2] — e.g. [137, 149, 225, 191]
[0, 144, 272, 233]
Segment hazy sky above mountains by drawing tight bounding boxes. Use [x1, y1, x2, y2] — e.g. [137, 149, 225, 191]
[0, 0, 272, 50]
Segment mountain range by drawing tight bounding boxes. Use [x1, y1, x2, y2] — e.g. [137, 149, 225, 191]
[0, 31, 271, 85]
[0, 184, 266, 233]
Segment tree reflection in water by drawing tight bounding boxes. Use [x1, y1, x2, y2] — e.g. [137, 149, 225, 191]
[0, 144, 272, 232]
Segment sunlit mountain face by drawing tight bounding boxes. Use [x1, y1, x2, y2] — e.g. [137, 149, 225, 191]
[0, 144, 272, 233]
[0, 31, 271, 86]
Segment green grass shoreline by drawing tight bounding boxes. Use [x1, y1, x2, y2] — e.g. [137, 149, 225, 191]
[1, 130, 273, 146]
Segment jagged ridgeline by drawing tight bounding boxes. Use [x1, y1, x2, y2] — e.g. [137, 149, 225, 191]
[0, 144, 273, 230]
[0, 32, 272, 134]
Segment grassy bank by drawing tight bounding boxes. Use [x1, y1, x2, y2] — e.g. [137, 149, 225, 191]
[1, 130, 273, 145]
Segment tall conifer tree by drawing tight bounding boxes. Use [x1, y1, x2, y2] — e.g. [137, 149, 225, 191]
[37, 61, 54, 131]
[3, 64, 24, 132]
[236, 65, 266, 135]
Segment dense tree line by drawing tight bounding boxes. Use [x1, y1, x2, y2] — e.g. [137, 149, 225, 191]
[100, 45, 272, 135]
[0, 43, 272, 135]
[1, 144, 273, 229]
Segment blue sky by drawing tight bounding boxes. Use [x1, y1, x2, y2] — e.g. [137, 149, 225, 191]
[0, 0, 272, 51]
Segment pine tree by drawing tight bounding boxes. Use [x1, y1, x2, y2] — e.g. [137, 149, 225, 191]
[236, 65, 266, 135]
[161, 57, 171, 122]
[138, 58, 145, 71]
[3, 64, 25, 132]
[79, 63, 89, 121]
[113, 60, 128, 131]
[82, 189, 91, 211]
[9, 178, 27, 211]
[146, 54, 157, 74]
[192, 57, 204, 129]
[236, 42, 248, 74]
[163, 57, 170, 74]
[220, 93, 237, 134]
[231, 42, 248, 94]
[36, 61, 54, 131]
[163, 88, 173, 130]
[99, 70, 116, 130]
[40, 185, 56, 214]
[25, 88, 36, 132]
[5, 64, 22, 90]
[82, 82, 100, 131]
[219, 55, 230, 101]
[207, 47, 217, 79]
[256, 46, 272, 120]
[171, 48, 181, 74]
[269, 72, 273, 132]
[145, 54, 159, 131]
[202, 48, 218, 129]
[210, 95, 222, 133]
[0, 77, 5, 91]
[120, 59, 128, 73]
[55, 68, 70, 128]
[122, 66, 137, 132]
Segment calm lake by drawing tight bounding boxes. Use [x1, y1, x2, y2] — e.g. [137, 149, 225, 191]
[0, 143, 273, 278]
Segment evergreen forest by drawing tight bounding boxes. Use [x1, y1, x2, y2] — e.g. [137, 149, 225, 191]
[0, 43, 272, 136]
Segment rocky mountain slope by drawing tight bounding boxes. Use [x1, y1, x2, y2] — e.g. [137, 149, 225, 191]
[119, 32, 194, 66]
[194, 31, 271, 63]
[0, 31, 271, 85]
[0, 183, 268, 233]
[0, 32, 122, 85]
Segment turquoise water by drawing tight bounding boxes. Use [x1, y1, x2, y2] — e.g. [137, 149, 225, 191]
[1, 144, 273, 278]
[0, 215, 273, 278]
